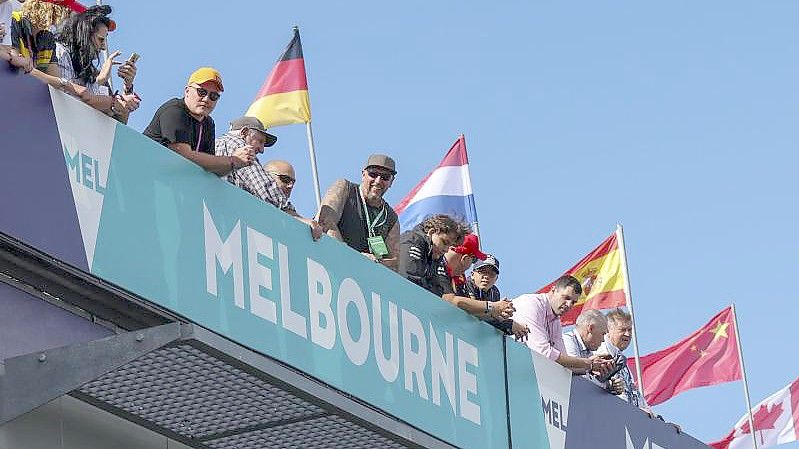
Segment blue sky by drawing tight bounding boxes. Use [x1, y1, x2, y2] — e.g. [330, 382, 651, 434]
[111, 1, 798, 445]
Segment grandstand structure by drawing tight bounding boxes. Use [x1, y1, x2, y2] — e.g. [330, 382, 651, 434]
[0, 68, 710, 449]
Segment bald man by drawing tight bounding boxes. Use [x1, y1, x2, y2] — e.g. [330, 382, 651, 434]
[263, 160, 296, 198]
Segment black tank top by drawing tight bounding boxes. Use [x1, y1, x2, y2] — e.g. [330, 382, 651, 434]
[337, 180, 398, 253]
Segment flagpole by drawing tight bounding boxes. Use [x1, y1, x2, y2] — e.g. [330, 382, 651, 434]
[461, 134, 480, 242]
[731, 303, 758, 449]
[616, 223, 646, 404]
[305, 121, 322, 209]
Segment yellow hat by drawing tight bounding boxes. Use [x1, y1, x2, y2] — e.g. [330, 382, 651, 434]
[187, 67, 224, 92]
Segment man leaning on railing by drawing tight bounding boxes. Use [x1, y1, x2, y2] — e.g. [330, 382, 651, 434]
[563, 309, 625, 395]
[215, 116, 323, 241]
[511, 275, 614, 377]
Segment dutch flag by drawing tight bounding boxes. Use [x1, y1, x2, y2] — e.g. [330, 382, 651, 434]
[394, 135, 478, 232]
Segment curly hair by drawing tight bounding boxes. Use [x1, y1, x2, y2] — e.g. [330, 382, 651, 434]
[419, 214, 471, 243]
[22, 0, 71, 32]
[56, 5, 113, 84]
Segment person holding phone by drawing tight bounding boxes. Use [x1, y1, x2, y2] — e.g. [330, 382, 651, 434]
[563, 309, 624, 394]
[595, 308, 648, 408]
[55, 5, 139, 123]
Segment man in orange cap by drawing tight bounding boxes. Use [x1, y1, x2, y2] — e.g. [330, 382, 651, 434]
[144, 67, 253, 175]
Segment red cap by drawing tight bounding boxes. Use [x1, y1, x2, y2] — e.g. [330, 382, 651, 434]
[451, 234, 487, 260]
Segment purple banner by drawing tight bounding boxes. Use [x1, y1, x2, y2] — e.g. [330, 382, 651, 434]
[0, 281, 112, 360]
[0, 68, 88, 270]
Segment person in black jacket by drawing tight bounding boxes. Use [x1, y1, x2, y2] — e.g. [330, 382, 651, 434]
[398, 214, 469, 289]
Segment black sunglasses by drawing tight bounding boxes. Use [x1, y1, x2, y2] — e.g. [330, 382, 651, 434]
[367, 170, 393, 181]
[270, 173, 295, 184]
[193, 86, 220, 101]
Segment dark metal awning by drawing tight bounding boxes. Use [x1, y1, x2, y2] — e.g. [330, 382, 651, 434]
[1, 323, 456, 449]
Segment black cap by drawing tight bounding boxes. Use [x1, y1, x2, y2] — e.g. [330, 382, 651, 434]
[473, 254, 499, 274]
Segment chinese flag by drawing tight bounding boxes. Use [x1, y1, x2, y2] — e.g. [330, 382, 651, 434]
[246, 27, 312, 127]
[631, 306, 742, 406]
[709, 376, 799, 449]
[536, 231, 627, 325]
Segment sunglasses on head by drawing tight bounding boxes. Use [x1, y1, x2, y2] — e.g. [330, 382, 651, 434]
[366, 170, 393, 181]
[192, 86, 220, 101]
[270, 173, 295, 184]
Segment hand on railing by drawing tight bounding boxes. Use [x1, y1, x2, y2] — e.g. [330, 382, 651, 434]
[117, 92, 140, 112]
[489, 300, 515, 320]
[511, 321, 529, 342]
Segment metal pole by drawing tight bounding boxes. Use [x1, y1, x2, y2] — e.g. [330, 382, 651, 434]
[305, 122, 322, 210]
[616, 223, 646, 404]
[731, 303, 758, 449]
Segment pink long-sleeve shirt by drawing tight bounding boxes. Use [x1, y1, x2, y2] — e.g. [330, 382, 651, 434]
[511, 293, 565, 361]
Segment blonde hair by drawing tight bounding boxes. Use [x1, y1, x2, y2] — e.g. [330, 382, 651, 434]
[22, 0, 71, 32]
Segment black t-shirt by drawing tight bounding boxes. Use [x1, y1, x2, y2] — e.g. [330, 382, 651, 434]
[143, 98, 215, 154]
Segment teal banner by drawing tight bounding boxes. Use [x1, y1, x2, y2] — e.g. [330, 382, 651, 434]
[0, 78, 717, 449]
[89, 123, 509, 448]
[506, 341, 551, 449]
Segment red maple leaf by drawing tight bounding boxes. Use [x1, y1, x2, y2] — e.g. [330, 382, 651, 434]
[740, 402, 783, 435]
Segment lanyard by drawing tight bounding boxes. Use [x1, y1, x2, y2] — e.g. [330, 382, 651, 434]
[359, 188, 386, 238]
[194, 121, 204, 152]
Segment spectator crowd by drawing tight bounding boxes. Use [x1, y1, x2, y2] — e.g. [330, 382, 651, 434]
[2, 0, 653, 414]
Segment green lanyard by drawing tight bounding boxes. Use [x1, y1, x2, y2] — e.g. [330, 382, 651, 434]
[359, 189, 387, 238]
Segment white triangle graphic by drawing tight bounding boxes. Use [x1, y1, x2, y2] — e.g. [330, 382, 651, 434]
[531, 348, 573, 449]
[50, 87, 116, 270]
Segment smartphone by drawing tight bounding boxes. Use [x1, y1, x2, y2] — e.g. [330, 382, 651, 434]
[127, 53, 140, 64]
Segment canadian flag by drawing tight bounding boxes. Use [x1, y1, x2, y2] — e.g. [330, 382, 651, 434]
[709, 376, 799, 449]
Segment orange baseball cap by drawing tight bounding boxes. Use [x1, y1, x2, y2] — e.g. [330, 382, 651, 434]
[187, 67, 224, 92]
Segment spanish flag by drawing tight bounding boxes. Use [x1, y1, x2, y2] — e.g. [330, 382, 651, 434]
[536, 231, 627, 325]
[246, 27, 311, 127]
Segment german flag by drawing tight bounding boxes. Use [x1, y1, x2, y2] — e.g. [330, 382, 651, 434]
[536, 231, 627, 325]
[246, 27, 311, 127]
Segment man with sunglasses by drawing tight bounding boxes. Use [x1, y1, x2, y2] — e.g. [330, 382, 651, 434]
[263, 160, 296, 198]
[215, 117, 323, 240]
[317, 154, 400, 271]
[144, 67, 254, 176]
